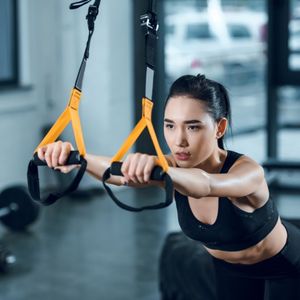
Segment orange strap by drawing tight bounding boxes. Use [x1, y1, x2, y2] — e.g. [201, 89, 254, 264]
[111, 97, 169, 172]
[34, 88, 86, 156]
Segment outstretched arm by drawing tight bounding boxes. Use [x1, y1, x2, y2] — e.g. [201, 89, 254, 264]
[37, 141, 123, 186]
[38, 142, 264, 200]
[37, 141, 174, 187]
[168, 156, 265, 199]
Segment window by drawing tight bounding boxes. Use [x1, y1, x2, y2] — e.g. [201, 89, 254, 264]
[228, 24, 251, 39]
[0, 0, 18, 87]
[164, 0, 267, 162]
[186, 23, 215, 40]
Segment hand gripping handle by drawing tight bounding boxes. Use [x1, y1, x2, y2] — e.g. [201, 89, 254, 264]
[102, 162, 173, 212]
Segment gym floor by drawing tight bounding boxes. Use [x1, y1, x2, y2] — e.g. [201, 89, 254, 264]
[0, 186, 173, 300]
[0, 183, 299, 300]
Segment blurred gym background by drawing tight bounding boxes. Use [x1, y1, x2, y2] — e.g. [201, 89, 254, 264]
[1, 0, 300, 299]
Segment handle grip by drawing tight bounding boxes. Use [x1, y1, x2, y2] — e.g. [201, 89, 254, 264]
[33, 151, 81, 166]
[110, 162, 164, 181]
[27, 151, 87, 206]
[102, 163, 174, 212]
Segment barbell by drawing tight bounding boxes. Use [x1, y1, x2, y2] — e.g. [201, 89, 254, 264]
[0, 185, 40, 231]
[0, 244, 16, 273]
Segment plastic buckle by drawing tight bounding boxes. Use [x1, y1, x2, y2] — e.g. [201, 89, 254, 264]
[140, 12, 159, 35]
[86, 5, 99, 30]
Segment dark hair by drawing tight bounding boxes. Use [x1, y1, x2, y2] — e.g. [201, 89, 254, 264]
[165, 74, 232, 149]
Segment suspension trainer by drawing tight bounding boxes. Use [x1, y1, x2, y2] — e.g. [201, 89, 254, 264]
[102, 0, 174, 212]
[27, 0, 101, 205]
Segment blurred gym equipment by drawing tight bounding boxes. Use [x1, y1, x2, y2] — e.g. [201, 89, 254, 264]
[0, 185, 39, 231]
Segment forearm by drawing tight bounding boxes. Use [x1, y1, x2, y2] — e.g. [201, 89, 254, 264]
[83, 153, 122, 185]
[83, 153, 109, 180]
[167, 167, 211, 198]
[83, 153, 165, 187]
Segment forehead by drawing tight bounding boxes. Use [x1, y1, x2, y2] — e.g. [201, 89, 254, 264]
[164, 96, 208, 119]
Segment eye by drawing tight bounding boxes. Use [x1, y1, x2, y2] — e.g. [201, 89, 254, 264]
[188, 125, 200, 131]
[165, 123, 174, 129]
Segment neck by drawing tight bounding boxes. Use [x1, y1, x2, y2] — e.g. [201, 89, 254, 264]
[195, 148, 227, 173]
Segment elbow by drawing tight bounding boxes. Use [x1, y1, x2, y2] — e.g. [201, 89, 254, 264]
[190, 190, 210, 199]
[188, 178, 212, 199]
[195, 182, 211, 198]
[175, 184, 211, 199]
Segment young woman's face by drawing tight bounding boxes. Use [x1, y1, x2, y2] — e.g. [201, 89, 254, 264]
[164, 96, 220, 168]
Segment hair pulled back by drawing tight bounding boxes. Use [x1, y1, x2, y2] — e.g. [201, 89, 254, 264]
[165, 74, 232, 149]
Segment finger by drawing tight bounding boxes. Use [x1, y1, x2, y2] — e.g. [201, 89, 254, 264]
[121, 158, 129, 176]
[59, 142, 72, 165]
[144, 160, 154, 183]
[120, 177, 129, 186]
[121, 155, 132, 181]
[127, 155, 139, 184]
[51, 141, 62, 168]
[58, 166, 72, 173]
[44, 145, 54, 168]
[54, 165, 76, 174]
[135, 155, 148, 183]
[37, 146, 47, 161]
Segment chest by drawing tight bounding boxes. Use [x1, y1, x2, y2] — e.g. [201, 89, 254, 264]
[188, 197, 219, 225]
[188, 196, 256, 225]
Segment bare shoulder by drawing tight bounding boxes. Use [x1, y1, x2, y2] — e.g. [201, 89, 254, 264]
[230, 154, 265, 178]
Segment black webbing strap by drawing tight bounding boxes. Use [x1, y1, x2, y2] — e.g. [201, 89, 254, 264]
[72, 0, 101, 90]
[140, 0, 159, 99]
[70, 0, 92, 10]
[150, 0, 156, 13]
[102, 166, 173, 212]
[27, 157, 87, 206]
[27, 1, 101, 205]
[101, 0, 174, 212]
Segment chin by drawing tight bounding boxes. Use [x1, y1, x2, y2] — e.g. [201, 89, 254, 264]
[175, 159, 194, 168]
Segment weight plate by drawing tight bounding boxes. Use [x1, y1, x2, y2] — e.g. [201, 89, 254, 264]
[0, 185, 39, 231]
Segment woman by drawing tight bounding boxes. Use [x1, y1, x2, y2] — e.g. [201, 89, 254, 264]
[38, 74, 300, 299]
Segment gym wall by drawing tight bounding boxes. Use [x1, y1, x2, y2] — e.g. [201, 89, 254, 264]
[0, 0, 133, 190]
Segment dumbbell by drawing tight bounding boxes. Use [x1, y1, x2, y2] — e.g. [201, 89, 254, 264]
[0, 244, 16, 273]
[0, 185, 40, 231]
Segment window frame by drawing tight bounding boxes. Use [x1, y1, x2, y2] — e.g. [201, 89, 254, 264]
[0, 0, 19, 88]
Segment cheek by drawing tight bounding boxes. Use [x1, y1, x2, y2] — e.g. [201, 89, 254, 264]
[163, 129, 173, 146]
[189, 129, 215, 150]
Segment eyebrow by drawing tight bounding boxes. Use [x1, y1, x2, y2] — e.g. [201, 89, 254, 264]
[164, 118, 204, 124]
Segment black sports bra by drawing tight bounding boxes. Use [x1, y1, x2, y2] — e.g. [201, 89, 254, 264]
[174, 150, 279, 251]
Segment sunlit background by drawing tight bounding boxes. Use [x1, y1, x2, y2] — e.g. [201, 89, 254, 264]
[1, 0, 300, 299]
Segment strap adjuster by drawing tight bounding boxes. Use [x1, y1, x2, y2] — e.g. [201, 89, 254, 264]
[140, 12, 159, 35]
[86, 5, 99, 31]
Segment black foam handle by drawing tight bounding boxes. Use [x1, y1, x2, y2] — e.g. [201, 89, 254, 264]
[110, 162, 165, 181]
[33, 151, 81, 166]
[102, 164, 174, 212]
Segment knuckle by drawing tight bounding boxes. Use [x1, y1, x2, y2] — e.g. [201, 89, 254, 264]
[136, 171, 143, 177]
[52, 153, 59, 160]
[128, 171, 134, 177]
[135, 153, 142, 159]
[62, 142, 71, 150]
[144, 169, 151, 175]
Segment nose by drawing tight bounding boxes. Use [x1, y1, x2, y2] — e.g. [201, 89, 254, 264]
[175, 128, 188, 148]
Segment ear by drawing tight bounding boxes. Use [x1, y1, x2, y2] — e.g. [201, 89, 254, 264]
[215, 118, 228, 139]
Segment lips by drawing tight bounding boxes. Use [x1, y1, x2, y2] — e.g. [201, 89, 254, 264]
[175, 151, 191, 161]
